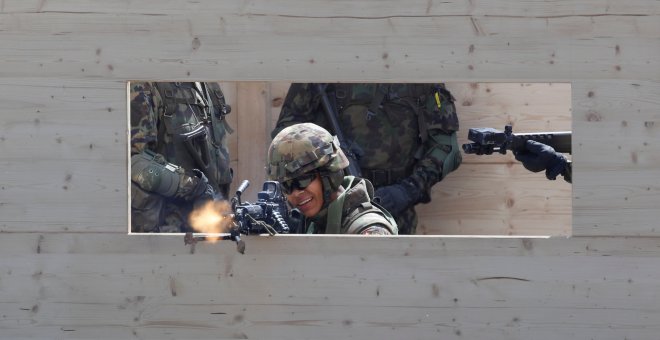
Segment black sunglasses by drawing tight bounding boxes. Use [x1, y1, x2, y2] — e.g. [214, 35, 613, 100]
[280, 173, 317, 194]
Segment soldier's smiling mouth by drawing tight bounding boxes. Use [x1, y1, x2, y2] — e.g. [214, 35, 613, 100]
[297, 197, 313, 207]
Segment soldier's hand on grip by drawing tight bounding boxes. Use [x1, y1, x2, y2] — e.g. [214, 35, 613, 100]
[514, 140, 568, 180]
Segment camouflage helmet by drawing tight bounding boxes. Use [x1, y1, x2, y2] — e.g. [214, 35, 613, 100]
[267, 123, 349, 182]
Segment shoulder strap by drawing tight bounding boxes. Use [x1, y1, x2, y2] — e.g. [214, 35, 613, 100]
[325, 176, 356, 234]
[153, 83, 196, 113]
[153, 82, 200, 135]
[205, 83, 232, 119]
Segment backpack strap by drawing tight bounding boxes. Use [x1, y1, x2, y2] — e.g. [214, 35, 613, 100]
[204, 83, 233, 132]
[153, 82, 202, 136]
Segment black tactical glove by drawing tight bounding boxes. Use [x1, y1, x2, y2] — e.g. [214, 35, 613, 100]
[514, 140, 569, 180]
[374, 178, 422, 216]
[178, 169, 215, 201]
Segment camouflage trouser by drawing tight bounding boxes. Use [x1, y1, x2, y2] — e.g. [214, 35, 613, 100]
[393, 207, 418, 235]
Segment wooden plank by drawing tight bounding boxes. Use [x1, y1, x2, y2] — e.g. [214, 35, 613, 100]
[234, 82, 270, 201]
[2, 0, 659, 16]
[573, 80, 660, 236]
[0, 12, 658, 81]
[2, 234, 660, 339]
[0, 79, 127, 232]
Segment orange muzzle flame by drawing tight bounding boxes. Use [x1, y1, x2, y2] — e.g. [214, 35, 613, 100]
[188, 200, 234, 243]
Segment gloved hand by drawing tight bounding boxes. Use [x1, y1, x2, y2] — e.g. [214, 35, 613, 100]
[177, 169, 215, 201]
[514, 140, 568, 180]
[374, 178, 421, 216]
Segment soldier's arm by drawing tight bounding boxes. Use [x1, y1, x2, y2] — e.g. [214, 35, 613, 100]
[130, 82, 160, 155]
[129, 82, 210, 200]
[408, 84, 462, 203]
[271, 83, 325, 139]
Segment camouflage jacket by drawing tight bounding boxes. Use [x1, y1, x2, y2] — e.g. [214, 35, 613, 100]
[130, 82, 233, 232]
[307, 176, 398, 235]
[272, 83, 460, 202]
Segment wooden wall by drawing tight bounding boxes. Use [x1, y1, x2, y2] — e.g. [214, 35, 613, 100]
[1, 1, 659, 339]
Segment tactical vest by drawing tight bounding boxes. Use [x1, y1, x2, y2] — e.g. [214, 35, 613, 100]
[153, 82, 233, 194]
[307, 176, 398, 235]
[328, 83, 452, 187]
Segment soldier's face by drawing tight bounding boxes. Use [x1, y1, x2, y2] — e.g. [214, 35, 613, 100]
[285, 173, 323, 218]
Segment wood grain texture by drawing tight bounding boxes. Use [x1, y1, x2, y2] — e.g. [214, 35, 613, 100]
[0, 8, 658, 81]
[1, 234, 660, 339]
[0, 1, 660, 338]
[573, 80, 660, 236]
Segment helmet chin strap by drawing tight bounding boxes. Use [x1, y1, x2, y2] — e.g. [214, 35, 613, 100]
[312, 171, 339, 220]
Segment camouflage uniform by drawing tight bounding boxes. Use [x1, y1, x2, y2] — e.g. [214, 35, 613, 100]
[271, 83, 461, 234]
[130, 82, 233, 232]
[267, 123, 397, 235]
[305, 175, 398, 235]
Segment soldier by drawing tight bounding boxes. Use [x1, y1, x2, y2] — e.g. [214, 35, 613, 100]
[271, 83, 461, 234]
[514, 140, 572, 183]
[267, 123, 398, 235]
[130, 82, 233, 232]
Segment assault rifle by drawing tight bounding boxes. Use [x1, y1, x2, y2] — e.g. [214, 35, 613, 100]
[462, 125, 572, 155]
[185, 180, 300, 254]
[315, 83, 363, 177]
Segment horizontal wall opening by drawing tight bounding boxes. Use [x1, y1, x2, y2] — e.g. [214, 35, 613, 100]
[128, 82, 572, 239]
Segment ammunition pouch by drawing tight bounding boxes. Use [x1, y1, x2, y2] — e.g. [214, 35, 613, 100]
[131, 151, 183, 198]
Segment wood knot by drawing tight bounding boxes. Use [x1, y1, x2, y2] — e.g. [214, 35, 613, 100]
[586, 111, 602, 122]
[272, 97, 284, 107]
[192, 37, 201, 51]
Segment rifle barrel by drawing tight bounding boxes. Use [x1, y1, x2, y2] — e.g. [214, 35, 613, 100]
[512, 131, 572, 154]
